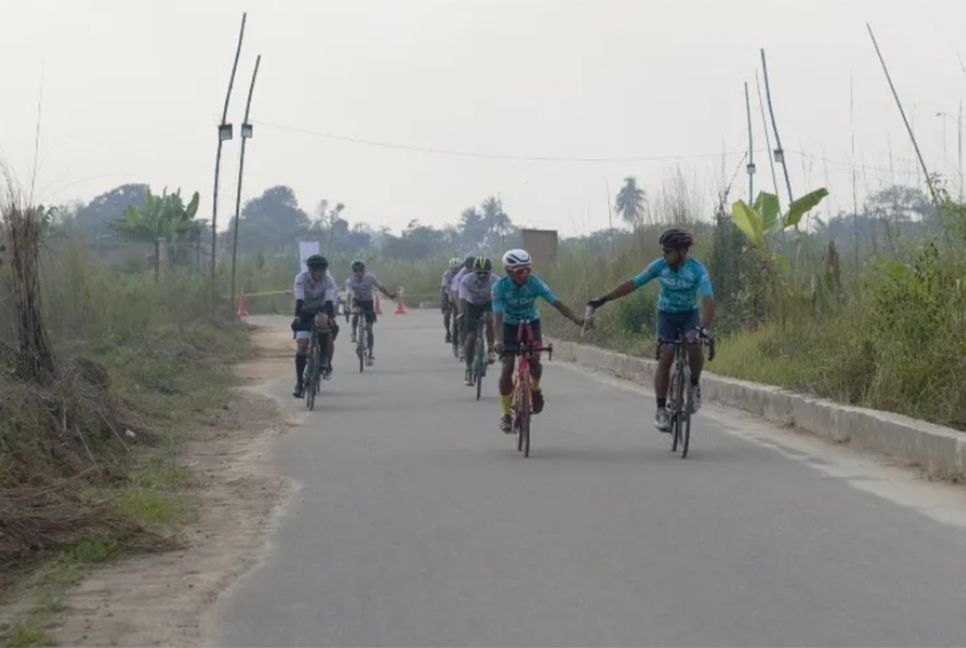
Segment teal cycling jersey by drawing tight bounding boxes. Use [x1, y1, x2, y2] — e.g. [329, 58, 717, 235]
[492, 275, 558, 325]
[632, 257, 714, 313]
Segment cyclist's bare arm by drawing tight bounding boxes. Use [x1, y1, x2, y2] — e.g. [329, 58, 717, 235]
[598, 279, 640, 304]
[493, 311, 505, 352]
[700, 295, 716, 330]
[549, 299, 584, 326]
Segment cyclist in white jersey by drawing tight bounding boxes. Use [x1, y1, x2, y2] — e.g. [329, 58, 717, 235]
[291, 254, 339, 397]
[459, 256, 499, 385]
[345, 259, 396, 364]
[440, 258, 461, 344]
[449, 254, 476, 353]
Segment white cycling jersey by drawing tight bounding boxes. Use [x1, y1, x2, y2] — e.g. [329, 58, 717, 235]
[459, 271, 498, 305]
[294, 271, 338, 309]
[450, 267, 468, 294]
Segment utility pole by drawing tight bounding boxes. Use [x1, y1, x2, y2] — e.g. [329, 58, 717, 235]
[210, 12, 246, 315]
[959, 100, 963, 201]
[754, 71, 780, 206]
[230, 54, 262, 315]
[744, 81, 755, 204]
[866, 23, 936, 204]
[760, 49, 794, 206]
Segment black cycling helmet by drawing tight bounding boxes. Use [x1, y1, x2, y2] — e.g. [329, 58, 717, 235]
[351, 259, 365, 272]
[658, 228, 694, 250]
[463, 254, 476, 268]
[306, 254, 328, 270]
[473, 256, 493, 272]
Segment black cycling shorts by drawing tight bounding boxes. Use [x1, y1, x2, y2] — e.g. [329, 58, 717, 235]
[463, 301, 492, 333]
[352, 300, 377, 323]
[501, 319, 542, 357]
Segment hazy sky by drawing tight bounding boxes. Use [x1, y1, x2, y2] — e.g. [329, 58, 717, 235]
[2, 0, 966, 235]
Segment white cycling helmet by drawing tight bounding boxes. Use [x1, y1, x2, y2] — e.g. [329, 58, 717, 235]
[502, 249, 532, 269]
[449, 257, 461, 269]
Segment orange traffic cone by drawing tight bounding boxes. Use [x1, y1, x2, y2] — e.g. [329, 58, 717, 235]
[375, 294, 383, 315]
[237, 290, 250, 317]
[394, 287, 407, 315]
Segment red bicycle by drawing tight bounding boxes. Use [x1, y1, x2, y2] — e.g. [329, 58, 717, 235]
[507, 318, 553, 458]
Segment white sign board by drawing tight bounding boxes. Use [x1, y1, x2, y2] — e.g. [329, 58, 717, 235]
[298, 241, 320, 272]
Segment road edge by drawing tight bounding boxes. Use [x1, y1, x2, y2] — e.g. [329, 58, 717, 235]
[548, 337, 966, 481]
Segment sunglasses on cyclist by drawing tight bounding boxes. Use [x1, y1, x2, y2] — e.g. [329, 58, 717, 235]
[475, 270, 490, 278]
[512, 267, 531, 277]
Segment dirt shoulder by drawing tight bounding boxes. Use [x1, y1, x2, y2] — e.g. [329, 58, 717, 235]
[51, 323, 294, 648]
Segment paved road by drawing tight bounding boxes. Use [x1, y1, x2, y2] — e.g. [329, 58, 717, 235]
[213, 311, 966, 647]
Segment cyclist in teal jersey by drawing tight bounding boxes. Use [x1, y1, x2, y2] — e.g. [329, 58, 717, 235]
[492, 249, 585, 433]
[587, 228, 716, 432]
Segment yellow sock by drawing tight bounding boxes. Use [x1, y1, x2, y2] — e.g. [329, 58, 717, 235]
[501, 393, 513, 415]
[530, 378, 541, 393]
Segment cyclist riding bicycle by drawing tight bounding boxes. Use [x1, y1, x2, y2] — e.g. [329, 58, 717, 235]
[459, 256, 499, 385]
[449, 254, 476, 350]
[345, 259, 396, 364]
[587, 227, 716, 432]
[291, 254, 339, 398]
[492, 249, 585, 433]
[441, 257, 461, 344]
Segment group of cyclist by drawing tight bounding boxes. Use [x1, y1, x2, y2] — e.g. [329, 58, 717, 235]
[290, 227, 716, 434]
[436, 227, 716, 434]
[291, 255, 394, 398]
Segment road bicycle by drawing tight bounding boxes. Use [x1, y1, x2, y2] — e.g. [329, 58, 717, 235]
[304, 323, 330, 411]
[470, 315, 489, 401]
[353, 307, 371, 372]
[507, 318, 553, 458]
[661, 332, 715, 458]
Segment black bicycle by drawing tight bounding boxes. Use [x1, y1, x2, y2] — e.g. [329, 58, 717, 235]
[304, 328, 326, 411]
[661, 332, 715, 458]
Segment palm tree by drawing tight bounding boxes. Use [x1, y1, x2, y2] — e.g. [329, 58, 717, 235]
[615, 176, 647, 228]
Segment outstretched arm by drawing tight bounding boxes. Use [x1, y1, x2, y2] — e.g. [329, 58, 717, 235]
[589, 261, 661, 308]
[550, 299, 584, 326]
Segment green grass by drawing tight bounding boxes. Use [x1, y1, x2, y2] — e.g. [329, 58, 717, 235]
[1, 253, 253, 645]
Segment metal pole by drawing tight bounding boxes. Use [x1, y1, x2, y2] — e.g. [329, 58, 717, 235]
[605, 181, 614, 256]
[959, 100, 963, 201]
[866, 23, 937, 204]
[760, 49, 795, 206]
[850, 70, 859, 271]
[230, 54, 261, 314]
[745, 81, 754, 203]
[754, 71, 780, 207]
[210, 12, 246, 315]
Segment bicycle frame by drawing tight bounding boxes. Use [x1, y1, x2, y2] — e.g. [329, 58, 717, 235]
[354, 306, 369, 372]
[507, 319, 553, 458]
[304, 322, 330, 411]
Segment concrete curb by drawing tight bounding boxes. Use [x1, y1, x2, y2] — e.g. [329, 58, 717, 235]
[548, 338, 966, 481]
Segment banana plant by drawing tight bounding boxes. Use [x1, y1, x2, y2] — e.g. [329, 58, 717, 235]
[731, 188, 829, 250]
[110, 188, 201, 242]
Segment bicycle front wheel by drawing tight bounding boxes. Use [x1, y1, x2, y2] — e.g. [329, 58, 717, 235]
[305, 345, 317, 411]
[520, 370, 531, 458]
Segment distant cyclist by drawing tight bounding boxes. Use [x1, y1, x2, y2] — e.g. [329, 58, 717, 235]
[291, 254, 339, 398]
[492, 249, 585, 433]
[449, 254, 476, 354]
[440, 257, 461, 344]
[345, 259, 396, 364]
[459, 256, 499, 385]
[587, 228, 716, 432]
